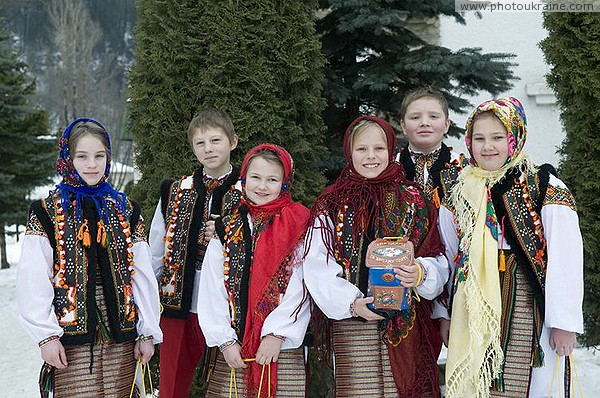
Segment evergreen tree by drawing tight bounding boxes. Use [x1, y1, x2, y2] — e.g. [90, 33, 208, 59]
[128, 0, 326, 392]
[540, 13, 600, 346]
[317, 0, 517, 174]
[128, 0, 326, 222]
[0, 23, 54, 268]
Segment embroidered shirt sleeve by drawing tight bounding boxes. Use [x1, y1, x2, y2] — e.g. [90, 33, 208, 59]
[25, 211, 48, 238]
[132, 215, 147, 244]
[543, 184, 577, 211]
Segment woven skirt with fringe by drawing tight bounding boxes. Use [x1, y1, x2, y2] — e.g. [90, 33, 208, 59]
[206, 348, 305, 397]
[332, 319, 397, 397]
[491, 252, 534, 397]
[51, 284, 137, 397]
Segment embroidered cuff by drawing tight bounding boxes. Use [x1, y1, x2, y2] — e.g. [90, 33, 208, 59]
[137, 334, 154, 342]
[219, 339, 238, 352]
[38, 335, 60, 347]
[266, 333, 286, 341]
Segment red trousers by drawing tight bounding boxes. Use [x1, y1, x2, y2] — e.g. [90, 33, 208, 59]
[159, 313, 207, 398]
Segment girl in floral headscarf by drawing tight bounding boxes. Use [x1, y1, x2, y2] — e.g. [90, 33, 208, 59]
[438, 98, 584, 397]
[17, 118, 162, 397]
[197, 144, 311, 397]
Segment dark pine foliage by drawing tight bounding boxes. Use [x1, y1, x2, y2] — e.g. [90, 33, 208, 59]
[0, 22, 54, 268]
[317, 0, 517, 174]
[541, 13, 600, 346]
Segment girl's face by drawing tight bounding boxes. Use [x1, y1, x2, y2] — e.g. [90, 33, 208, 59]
[244, 156, 284, 206]
[72, 134, 108, 186]
[351, 124, 389, 179]
[470, 113, 509, 171]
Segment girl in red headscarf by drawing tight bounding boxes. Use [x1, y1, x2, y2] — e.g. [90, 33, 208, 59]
[197, 144, 311, 397]
[304, 116, 449, 397]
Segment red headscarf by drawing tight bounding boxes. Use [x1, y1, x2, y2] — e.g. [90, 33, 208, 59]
[310, 115, 414, 254]
[239, 144, 309, 396]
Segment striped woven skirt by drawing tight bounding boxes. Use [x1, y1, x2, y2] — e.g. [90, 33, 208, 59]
[491, 251, 534, 397]
[206, 348, 306, 397]
[51, 284, 137, 397]
[332, 319, 397, 397]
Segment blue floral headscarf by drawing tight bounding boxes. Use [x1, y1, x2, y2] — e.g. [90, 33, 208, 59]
[52, 117, 127, 221]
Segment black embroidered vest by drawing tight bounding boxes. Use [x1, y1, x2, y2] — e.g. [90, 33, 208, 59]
[31, 193, 142, 345]
[330, 186, 437, 345]
[158, 168, 240, 319]
[491, 164, 555, 309]
[399, 143, 467, 203]
[215, 205, 295, 341]
[331, 187, 432, 293]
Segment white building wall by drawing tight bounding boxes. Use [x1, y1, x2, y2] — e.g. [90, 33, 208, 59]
[439, 12, 564, 166]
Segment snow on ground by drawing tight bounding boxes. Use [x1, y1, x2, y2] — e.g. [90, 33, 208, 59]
[1, 230, 599, 396]
[1, 230, 40, 397]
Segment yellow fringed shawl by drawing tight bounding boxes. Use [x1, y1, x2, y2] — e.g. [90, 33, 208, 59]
[445, 153, 536, 398]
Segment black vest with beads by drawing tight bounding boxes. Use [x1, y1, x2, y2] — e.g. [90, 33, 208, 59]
[158, 168, 241, 319]
[398, 143, 468, 203]
[31, 193, 142, 345]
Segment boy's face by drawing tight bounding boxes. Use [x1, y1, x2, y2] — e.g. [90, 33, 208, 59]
[401, 97, 450, 154]
[470, 113, 509, 171]
[191, 127, 238, 176]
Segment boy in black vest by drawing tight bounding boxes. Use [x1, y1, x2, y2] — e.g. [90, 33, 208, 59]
[397, 87, 467, 207]
[149, 108, 240, 398]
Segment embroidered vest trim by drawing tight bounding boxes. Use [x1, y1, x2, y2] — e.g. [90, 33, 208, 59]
[399, 143, 467, 204]
[159, 168, 240, 319]
[491, 165, 552, 305]
[331, 187, 433, 345]
[216, 205, 294, 341]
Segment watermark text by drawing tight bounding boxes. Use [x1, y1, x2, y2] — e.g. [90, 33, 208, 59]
[456, 0, 600, 13]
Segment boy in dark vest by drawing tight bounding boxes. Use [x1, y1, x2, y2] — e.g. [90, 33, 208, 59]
[397, 87, 467, 207]
[149, 108, 241, 398]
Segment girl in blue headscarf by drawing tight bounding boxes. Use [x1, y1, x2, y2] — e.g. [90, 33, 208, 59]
[17, 118, 162, 397]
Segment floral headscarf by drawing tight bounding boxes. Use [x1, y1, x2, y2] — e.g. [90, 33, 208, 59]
[53, 117, 127, 221]
[465, 96, 528, 168]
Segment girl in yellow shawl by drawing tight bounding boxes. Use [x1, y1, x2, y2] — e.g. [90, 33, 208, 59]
[437, 97, 583, 397]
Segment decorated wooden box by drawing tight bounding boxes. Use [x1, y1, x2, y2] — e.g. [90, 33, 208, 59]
[366, 238, 414, 311]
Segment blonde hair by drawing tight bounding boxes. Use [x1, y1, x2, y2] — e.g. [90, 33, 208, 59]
[348, 120, 387, 150]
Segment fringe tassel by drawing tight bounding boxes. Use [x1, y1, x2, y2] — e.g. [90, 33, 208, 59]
[77, 219, 91, 248]
[499, 216, 506, 272]
[96, 220, 107, 248]
[432, 187, 441, 208]
[498, 250, 506, 272]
